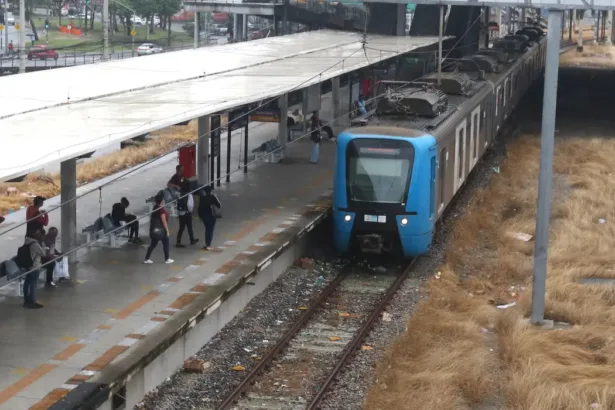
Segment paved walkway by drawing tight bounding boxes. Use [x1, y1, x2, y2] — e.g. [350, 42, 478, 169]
[0, 87, 349, 409]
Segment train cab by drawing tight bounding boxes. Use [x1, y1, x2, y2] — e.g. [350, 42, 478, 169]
[333, 127, 437, 258]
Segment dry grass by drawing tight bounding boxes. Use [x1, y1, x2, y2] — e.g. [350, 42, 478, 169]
[0, 121, 198, 215]
[560, 44, 615, 68]
[364, 134, 615, 410]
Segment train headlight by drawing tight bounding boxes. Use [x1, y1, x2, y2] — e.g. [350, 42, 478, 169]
[344, 214, 352, 222]
[400, 217, 408, 226]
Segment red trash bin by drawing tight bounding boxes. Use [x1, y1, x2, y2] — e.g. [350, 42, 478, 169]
[178, 144, 197, 179]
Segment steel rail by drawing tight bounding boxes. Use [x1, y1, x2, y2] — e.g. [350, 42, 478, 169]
[216, 261, 355, 410]
[305, 257, 418, 410]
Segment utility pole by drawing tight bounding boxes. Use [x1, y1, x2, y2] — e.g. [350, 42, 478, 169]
[3, 0, 8, 53]
[531, 9, 562, 325]
[103, 0, 109, 60]
[19, 0, 25, 73]
[437, 5, 443, 86]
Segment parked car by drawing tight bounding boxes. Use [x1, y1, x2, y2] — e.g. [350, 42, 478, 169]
[130, 16, 144, 26]
[136, 43, 163, 56]
[7, 14, 15, 25]
[27, 45, 59, 60]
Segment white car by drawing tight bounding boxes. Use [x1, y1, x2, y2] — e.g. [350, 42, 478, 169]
[136, 43, 163, 56]
[130, 16, 144, 26]
[7, 14, 15, 25]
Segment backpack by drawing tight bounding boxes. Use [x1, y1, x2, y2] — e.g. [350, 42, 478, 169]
[16, 242, 35, 270]
[177, 195, 188, 212]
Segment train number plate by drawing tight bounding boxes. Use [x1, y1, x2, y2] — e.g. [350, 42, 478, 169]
[364, 215, 386, 223]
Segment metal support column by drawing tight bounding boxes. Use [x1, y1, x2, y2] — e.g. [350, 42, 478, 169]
[61, 159, 77, 265]
[226, 115, 232, 183]
[577, 12, 583, 52]
[277, 93, 288, 160]
[611, 11, 615, 44]
[437, 5, 443, 86]
[331, 76, 340, 127]
[482, 7, 490, 48]
[103, 0, 109, 61]
[18, 0, 25, 73]
[531, 9, 562, 325]
[244, 120, 249, 173]
[243, 14, 248, 41]
[521, 8, 526, 28]
[194, 11, 199, 48]
[233, 14, 239, 42]
[302, 88, 309, 132]
[197, 115, 210, 187]
[282, 1, 288, 35]
[569, 11, 573, 40]
[507, 7, 513, 34]
[594, 11, 599, 44]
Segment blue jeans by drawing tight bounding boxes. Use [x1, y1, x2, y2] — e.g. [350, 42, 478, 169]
[202, 217, 216, 247]
[145, 234, 170, 260]
[23, 269, 40, 305]
[310, 142, 320, 163]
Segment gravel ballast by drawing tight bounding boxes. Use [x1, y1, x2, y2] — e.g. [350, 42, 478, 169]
[137, 119, 520, 410]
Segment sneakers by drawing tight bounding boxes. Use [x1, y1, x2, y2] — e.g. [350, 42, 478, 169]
[176, 243, 186, 248]
[144, 259, 174, 264]
[45, 281, 56, 288]
[131, 237, 144, 244]
[202, 246, 209, 251]
[190, 238, 199, 245]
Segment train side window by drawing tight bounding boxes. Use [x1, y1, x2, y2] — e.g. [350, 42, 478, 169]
[439, 148, 446, 211]
[495, 86, 500, 117]
[430, 156, 436, 220]
[504, 78, 510, 106]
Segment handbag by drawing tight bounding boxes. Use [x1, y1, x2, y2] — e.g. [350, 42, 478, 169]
[210, 204, 222, 219]
[150, 214, 165, 240]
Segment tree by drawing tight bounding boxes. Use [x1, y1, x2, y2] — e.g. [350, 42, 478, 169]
[157, 0, 181, 45]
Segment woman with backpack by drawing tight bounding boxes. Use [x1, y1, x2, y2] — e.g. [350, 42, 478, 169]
[176, 180, 198, 248]
[144, 194, 173, 264]
[198, 186, 221, 251]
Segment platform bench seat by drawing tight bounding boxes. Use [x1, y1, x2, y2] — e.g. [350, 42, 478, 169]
[0, 259, 30, 296]
[349, 108, 376, 127]
[82, 215, 129, 247]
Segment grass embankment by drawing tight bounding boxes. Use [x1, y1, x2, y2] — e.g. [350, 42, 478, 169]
[365, 134, 615, 410]
[560, 44, 615, 68]
[30, 16, 191, 52]
[0, 121, 198, 215]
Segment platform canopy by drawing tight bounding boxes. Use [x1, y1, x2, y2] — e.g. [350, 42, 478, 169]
[362, 0, 615, 10]
[0, 30, 442, 182]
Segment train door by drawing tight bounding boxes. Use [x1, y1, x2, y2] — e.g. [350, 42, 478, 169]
[438, 148, 447, 215]
[471, 106, 480, 168]
[454, 119, 467, 192]
[430, 155, 436, 221]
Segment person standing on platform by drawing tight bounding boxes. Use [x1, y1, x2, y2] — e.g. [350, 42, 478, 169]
[144, 194, 173, 264]
[176, 181, 198, 248]
[198, 186, 221, 250]
[17, 229, 46, 309]
[309, 111, 322, 164]
[26, 196, 49, 235]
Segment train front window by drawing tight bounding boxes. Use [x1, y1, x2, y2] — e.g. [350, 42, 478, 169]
[347, 139, 414, 203]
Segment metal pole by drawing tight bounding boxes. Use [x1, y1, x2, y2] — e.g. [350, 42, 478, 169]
[531, 9, 562, 325]
[3, 0, 7, 53]
[210, 125, 215, 187]
[437, 5, 443, 86]
[577, 12, 583, 52]
[194, 11, 199, 48]
[18, 0, 25, 73]
[226, 112, 231, 183]
[216, 140, 221, 187]
[103, 0, 109, 61]
[244, 118, 248, 173]
[569, 10, 573, 40]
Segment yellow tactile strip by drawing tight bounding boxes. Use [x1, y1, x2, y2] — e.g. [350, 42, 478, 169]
[26, 193, 333, 410]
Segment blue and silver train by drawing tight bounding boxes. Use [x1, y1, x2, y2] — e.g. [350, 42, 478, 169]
[333, 25, 547, 258]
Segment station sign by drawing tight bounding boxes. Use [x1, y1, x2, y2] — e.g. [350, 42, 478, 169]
[249, 108, 280, 123]
[210, 114, 221, 157]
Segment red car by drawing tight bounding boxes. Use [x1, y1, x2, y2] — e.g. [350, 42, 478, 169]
[27, 45, 59, 60]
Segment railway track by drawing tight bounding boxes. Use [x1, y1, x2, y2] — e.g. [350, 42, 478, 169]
[215, 259, 417, 410]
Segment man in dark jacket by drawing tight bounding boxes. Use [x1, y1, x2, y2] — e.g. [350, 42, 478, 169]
[198, 186, 221, 250]
[111, 197, 142, 243]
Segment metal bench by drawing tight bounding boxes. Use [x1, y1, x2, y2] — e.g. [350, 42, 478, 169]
[146, 188, 178, 217]
[350, 108, 376, 127]
[252, 139, 282, 163]
[82, 215, 129, 248]
[0, 259, 27, 297]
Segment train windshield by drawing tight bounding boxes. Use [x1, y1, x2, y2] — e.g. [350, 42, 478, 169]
[346, 139, 414, 203]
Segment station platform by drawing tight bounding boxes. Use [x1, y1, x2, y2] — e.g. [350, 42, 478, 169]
[0, 91, 345, 409]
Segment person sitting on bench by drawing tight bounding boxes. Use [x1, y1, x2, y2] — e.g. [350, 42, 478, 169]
[111, 197, 142, 244]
